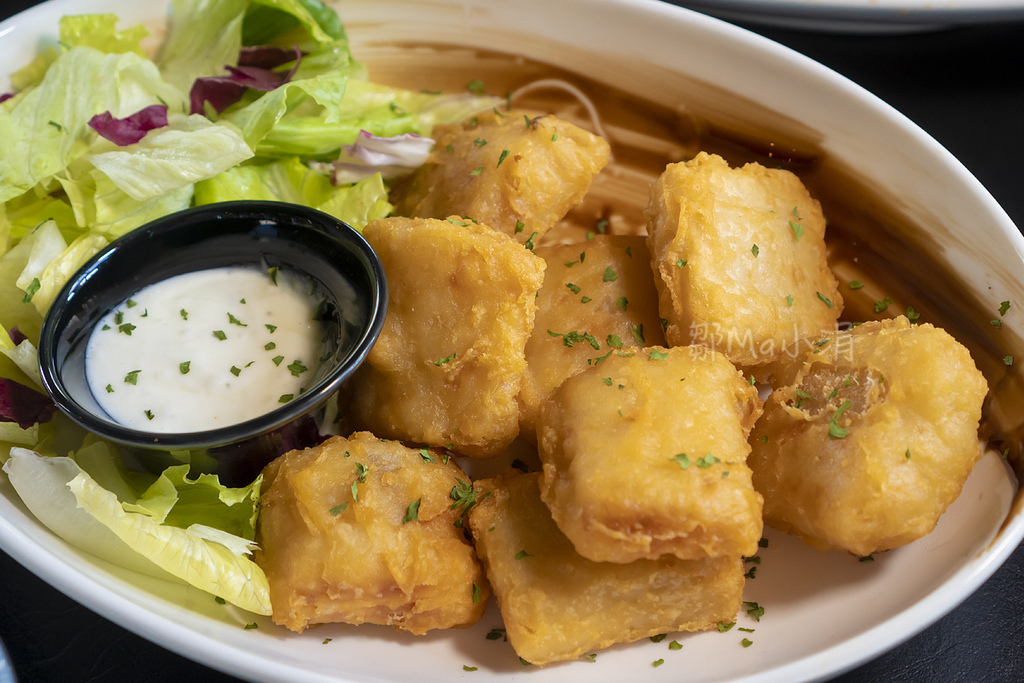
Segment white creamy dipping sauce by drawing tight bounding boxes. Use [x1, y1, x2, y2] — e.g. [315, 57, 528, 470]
[85, 266, 327, 433]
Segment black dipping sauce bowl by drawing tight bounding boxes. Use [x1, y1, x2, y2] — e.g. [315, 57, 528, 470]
[38, 201, 387, 486]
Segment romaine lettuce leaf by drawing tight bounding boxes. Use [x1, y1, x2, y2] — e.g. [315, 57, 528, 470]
[3, 447, 272, 614]
[156, 0, 248, 94]
[0, 47, 185, 204]
[58, 14, 149, 56]
[194, 156, 391, 228]
[87, 114, 253, 202]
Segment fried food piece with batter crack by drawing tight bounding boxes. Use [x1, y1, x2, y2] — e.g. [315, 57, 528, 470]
[346, 216, 545, 456]
[255, 433, 489, 634]
[518, 235, 664, 438]
[645, 151, 842, 375]
[392, 110, 610, 246]
[537, 345, 763, 563]
[748, 316, 988, 557]
[467, 471, 744, 666]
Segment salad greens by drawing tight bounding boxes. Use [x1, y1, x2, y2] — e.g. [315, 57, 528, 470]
[0, 0, 499, 615]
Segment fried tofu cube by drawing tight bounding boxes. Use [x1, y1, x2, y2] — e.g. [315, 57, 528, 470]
[519, 235, 665, 437]
[255, 433, 489, 634]
[346, 216, 545, 456]
[467, 471, 744, 666]
[645, 151, 842, 372]
[748, 316, 988, 557]
[537, 346, 763, 562]
[392, 110, 610, 246]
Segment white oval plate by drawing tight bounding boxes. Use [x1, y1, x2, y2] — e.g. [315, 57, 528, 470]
[2, 1, 1023, 682]
[673, 0, 1024, 32]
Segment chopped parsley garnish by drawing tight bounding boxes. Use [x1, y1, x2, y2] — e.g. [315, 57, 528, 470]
[434, 352, 456, 366]
[874, 296, 893, 313]
[630, 323, 645, 345]
[671, 453, 691, 469]
[264, 342, 276, 351]
[1004, 354, 1015, 366]
[278, 393, 293, 403]
[650, 634, 667, 643]
[718, 622, 735, 632]
[696, 453, 719, 468]
[330, 503, 348, 515]
[741, 638, 753, 648]
[469, 166, 484, 176]
[118, 323, 136, 335]
[607, 334, 623, 349]
[419, 448, 435, 464]
[652, 659, 665, 667]
[467, 78, 486, 94]
[267, 266, 279, 285]
[287, 360, 308, 376]
[524, 231, 537, 250]
[230, 366, 242, 377]
[514, 550, 531, 560]
[905, 448, 912, 460]
[126, 299, 137, 308]
[906, 306, 920, 323]
[485, 628, 507, 641]
[227, 313, 247, 327]
[243, 623, 258, 630]
[816, 292, 834, 308]
[449, 479, 490, 514]
[272, 355, 284, 366]
[584, 654, 596, 662]
[497, 149, 511, 167]
[124, 370, 141, 385]
[669, 641, 682, 651]
[514, 220, 525, 234]
[751, 244, 759, 257]
[828, 400, 853, 439]
[849, 280, 864, 289]
[601, 377, 613, 386]
[992, 319, 1003, 328]
[744, 601, 764, 621]
[602, 267, 618, 282]
[178, 361, 191, 374]
[675, 259, 687, 268]
[566, 283, 581, 294]
[105, 384, 114, 393]
[213, 330, 227, 341]
[402, 499, 421, 524]
[463, 665, 478, 672]
[999, 300, 1012, 316]
[472, 582, 482, 604]
[649, 349, 668, 360]
[265, 324, 277, 334]
[789, 220, 804, 241]
[144, 410, 154, 420]
[616, 296, 629, 312]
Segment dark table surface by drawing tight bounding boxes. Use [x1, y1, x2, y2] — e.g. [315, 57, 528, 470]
[2, 1, 1023, 682]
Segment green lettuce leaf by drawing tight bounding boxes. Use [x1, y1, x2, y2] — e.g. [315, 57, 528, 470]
[3, 447, 271, 614]
[87, 114, 253, 202]
[194, 157, 391, 228]
[58, 172, 194, 241]
[156, 0, 248, 94]
[0, 47, 185, 204]
[58, 14, 150, 56]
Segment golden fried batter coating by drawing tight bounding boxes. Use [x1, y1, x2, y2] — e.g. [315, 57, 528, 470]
[255, 433, 489, 634]
[519, 235, 665, 437]
[537, 346, 763, 562]
[467, 472, 744, 666]
[748, 316, 988, 557]
[392, 110, 610, 246]
[346, 216, 545, 456]
[645, 151, 842, 373]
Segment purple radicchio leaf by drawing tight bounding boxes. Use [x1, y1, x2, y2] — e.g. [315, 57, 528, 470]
[314, 131, 435, 185]
[7, 327, 27, 345]
[0, 378, 56, 429]
[88, 104, 169, 146]
[189, 45, 302, 116]
[0, 93, 13, 104]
